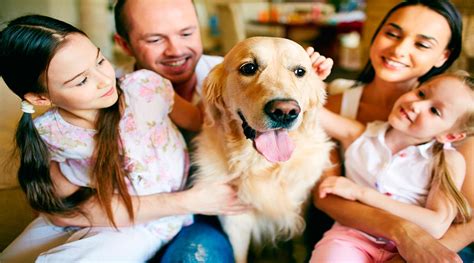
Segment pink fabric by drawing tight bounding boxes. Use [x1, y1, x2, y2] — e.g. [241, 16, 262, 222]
[33, 69, 193, 243]
[310, 224, 398, 263]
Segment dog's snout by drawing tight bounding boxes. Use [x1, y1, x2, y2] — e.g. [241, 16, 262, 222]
[264, 99, 301, 126]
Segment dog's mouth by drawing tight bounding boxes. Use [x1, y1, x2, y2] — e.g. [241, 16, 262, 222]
[238, 111, 295, 163]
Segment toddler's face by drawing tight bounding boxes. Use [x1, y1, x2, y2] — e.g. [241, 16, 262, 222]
[388, 75, 472, 141]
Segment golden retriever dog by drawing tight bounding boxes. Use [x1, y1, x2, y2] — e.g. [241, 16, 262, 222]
[192, 37, 332, 262]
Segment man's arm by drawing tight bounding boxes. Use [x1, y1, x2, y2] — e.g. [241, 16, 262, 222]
[170, 93, 203, 132]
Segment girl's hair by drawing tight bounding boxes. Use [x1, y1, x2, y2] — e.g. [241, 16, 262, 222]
[0, 14, 133, 227]
[431, 71, 473, 223]
[358, 0, 463, 84]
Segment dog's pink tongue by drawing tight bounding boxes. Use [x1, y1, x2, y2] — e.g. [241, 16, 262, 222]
[254, 130, 294, 163]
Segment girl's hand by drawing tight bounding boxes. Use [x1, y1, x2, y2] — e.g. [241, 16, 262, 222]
[318, 176, 362, 200]
[185, 180, 250, 216]
[306, 46, 334, 80]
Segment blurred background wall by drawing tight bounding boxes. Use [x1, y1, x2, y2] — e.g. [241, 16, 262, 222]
[1, 0, 471, 72]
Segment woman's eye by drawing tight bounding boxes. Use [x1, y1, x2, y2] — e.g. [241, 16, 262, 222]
[97, 58, 105, 65]
[417, 90, 425, 98]
[385, 31, 399, 38]
[294, 67, 306, 77]
[239, 62, 258, 76]
[416, 42, 431, 49]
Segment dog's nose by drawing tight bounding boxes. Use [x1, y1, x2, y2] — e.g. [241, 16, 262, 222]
[264, 99, 301, 126]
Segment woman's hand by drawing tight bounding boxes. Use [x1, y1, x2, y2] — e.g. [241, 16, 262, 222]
[394, 222, 462, 263]
[184, 180, 250, 216]
[307, 46, 334, 80]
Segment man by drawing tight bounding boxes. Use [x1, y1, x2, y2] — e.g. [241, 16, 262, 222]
[113, 2, 334, 262]
[114, 0, 221, 104]
[114, 0, 232, 262]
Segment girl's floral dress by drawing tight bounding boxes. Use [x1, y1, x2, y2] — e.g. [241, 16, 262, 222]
[34, 69, 192, 246]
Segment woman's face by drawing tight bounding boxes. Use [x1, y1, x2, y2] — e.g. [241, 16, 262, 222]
[370, 5, 452, 84]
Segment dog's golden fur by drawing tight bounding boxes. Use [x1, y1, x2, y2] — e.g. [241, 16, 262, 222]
[193, 37, 332, 262]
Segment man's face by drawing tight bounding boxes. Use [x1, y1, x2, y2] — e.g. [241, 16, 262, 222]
[124, 0, 203, 85]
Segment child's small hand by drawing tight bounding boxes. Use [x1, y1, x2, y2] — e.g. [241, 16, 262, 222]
[306, 46, 333, 80]
[318, 176, 361, 200]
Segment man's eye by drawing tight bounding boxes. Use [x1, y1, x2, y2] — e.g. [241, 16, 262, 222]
[146, 38, 162, 43]
[417, 90, 425, 98]
[182, 31, 193, 37]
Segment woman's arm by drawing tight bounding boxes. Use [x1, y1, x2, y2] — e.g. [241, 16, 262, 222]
[319, 149, 465, 239]
[319, 107, 365, 149]
[47, 162, 247, 227]
[314, 181, 462, 263]
[169, 93, 203, 132]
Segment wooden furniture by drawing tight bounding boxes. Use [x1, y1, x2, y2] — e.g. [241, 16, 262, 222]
[249, 19, 363, 63]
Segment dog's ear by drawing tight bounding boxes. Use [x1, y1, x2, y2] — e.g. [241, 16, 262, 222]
[303, 77, 327, 131]
[202, 63, 226, 125]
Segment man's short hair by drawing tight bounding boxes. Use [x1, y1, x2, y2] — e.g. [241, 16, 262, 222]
[113, 0, 198, 42]
[114, 0, 130, 41]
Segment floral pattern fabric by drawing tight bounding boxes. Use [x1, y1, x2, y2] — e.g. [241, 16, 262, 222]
[34, 69, 192, 242]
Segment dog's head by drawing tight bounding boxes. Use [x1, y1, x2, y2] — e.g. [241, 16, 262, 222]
[203, 37, 326, 163]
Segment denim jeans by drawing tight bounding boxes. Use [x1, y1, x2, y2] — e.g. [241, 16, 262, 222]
[151, 215, 234, 263]
[459, 245, 474, 263]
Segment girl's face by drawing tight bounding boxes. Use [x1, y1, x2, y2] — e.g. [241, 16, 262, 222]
[370, 5, 452, 84]
[46, 33, 117, 116]
[389, 75, 472, 141]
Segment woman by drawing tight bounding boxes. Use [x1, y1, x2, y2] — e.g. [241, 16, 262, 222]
[308, 0, 472, 262]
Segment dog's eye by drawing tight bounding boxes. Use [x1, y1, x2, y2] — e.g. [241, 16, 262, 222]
[239, 63, 258, 76]
[294, 67, 306, 77]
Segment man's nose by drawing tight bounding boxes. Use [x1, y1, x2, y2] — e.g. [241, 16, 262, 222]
[164, 37, 184, 56]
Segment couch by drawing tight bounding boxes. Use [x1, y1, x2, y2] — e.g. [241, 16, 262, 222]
[0, 79, 36, 251]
